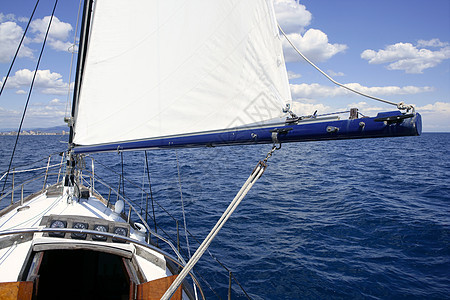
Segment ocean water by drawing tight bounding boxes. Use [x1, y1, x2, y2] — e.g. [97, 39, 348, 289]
[0, 133, 449, 299]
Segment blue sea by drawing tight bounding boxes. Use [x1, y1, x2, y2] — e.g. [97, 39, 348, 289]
[0, 133, 449, 299]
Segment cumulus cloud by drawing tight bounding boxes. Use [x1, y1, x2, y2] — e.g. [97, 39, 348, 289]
[344, 101, 384, 116]
[0, 97, 67, 129]
[287, 71, 301, 80]
[327, 70, 344, 77]
[274, 1, 347, 63]
[291, 101, 333, 116]
[0, 13, 16, 23]
[273, 0, 312, 34]
[30, 16, 73, 51]
[49, 98, 62, 104]
[282, 29, 347, 62]
[361, 40, 450, 73]
[417, 39, 449, 48]
[414, 101, 450, 131]
[0, 14, 73, 63]
[1, 69, 71, 95]
[289, 83, 434, 99]
[0, 21, 34, 63]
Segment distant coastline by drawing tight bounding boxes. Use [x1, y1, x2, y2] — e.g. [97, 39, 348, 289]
[0, 125, 69, 136]
[0, 130, 69, 136]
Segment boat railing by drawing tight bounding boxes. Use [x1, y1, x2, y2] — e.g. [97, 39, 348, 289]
[0, 153, 66, 209]
[81, 156, 252, 299]
[78, 170, 189, 266]
[0, 154, 252, 299]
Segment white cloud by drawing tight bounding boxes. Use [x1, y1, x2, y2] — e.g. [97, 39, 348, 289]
[414, 101, 450, 132]
[344, 101, 384, 116]
[287, 70, 301, 80]
[30, 16, 73, 51]
[0, 98, 67, 129]
[0, 21, 34, 63]
[273, 1, 347, 63]
[0, 13, 16, 23]
[417, 39, 449, 48]
[327, 70, 344, 77]
[31, 16, 72, 41]
[282, 29, 347, 63]
[289, 83, 434, 99]
[274, 0, 312, 34]
[291, 101, 333, 116]
[361, 40, 450, 73]
[1, 69, 71, 95]
[0, 106, 20, 128]
[0, 14, 74, 63]
[49, 98, 62, 105]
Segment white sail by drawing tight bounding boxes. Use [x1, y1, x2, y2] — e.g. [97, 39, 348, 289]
[72, 0, 291, 147]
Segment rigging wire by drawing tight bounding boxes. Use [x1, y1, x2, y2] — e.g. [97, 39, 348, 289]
[64, 0, 84, 118]
[140, 156, 146, 216]
[0, 0, 40, 99]
[1, 0, 59, 195]
[175, 150, 192, 258]
[175, 150, 198, 299]
[144, 151, 158, 234]
[277, 24, 414, 112]
[120, 151, 125, 196]
[162, 145, 279, 300]
[86, 155, 249, 297]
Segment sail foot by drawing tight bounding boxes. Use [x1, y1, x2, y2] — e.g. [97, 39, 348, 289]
[72, 111, 421, 154]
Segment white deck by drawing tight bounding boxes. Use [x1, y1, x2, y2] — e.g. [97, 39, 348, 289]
[0, 187, 169, 283]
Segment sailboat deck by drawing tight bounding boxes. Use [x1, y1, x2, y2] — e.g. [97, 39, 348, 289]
[0, 186, 170, 284]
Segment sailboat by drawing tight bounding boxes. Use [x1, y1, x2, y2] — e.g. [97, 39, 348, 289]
[0, 0, 421, 299]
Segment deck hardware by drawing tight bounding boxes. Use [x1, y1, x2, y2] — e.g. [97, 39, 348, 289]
[270, 128, 292, 145]
[374, 113, 414, 124]
[49, 220, 67, 238]
[71, 222, 89, 239]
[17, 205, 30, 212]
[112, 227, 128, 243]
[326, 126, 339, 133]
[92, 225, 108, 241]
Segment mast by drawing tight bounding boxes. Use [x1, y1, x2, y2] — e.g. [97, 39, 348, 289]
[69, 0, 93, 145]
[64, 0, 93, 190]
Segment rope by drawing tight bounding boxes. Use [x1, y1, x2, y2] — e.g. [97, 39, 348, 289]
[0, 0, 40, 99]
[1, 0, 59, 195]
[161, 146, 278, 300]
[277, 24, 414, 112]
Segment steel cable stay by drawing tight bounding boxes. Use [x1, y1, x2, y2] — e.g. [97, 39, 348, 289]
[175, 150, 192, 259]
[277, 24, 415, 113]
[0, 0, 40, 99]
[175, 149, 198, 299]
[64, 0, 83, 118]
[1, 0, 59, 196]
[84, 154, 250, 297]
[144, 151, 158, 234]
[162, 145, 280, 300]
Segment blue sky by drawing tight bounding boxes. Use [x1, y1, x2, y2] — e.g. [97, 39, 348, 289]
[0, 0, 449, 131]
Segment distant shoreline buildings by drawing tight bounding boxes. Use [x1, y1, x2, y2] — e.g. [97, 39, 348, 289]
[0, 130, 69, 136]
